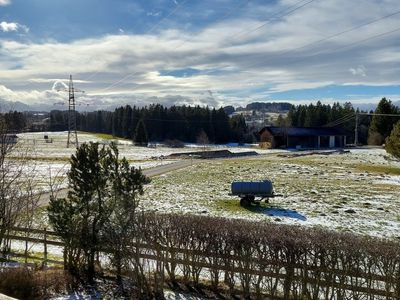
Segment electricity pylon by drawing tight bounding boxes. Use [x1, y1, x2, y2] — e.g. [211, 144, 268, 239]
[67, 75, 79, 148]
[57, 75, 84, 148]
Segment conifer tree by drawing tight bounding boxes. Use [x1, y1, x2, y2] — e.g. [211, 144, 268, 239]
[385, 121, 400, 159]
[48, 142, 150, 281]
[133, 119, 148, 146]
[368, 98, 399, 145]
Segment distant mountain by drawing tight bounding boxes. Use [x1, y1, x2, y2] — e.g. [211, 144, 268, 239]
[0, 99, 32, 112]
[353, 103, 377, 112]
[0, 98, 119, 112]
[223, 105, 235, 115]
[354, 100, 400, 112]
[237, 102, 293, 112]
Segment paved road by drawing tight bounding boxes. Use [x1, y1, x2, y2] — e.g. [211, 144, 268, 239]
[143, 159, 194, 177]
[38, 159, 196, 206]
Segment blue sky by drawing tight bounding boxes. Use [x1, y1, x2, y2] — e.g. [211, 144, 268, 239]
[1, 0, 400, 109]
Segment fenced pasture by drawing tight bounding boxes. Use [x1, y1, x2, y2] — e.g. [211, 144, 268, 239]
[3, 214, 400, 299]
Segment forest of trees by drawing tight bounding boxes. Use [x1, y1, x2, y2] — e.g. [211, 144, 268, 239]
[279, 101, 361, 143]
[276, 98, 399, 146]
[0, 111, 26, 132]
[2, 98, 399, 148]
[49, 104, 250, 144]
[285, 101, 356, 128]
[242, 102, 293, 112]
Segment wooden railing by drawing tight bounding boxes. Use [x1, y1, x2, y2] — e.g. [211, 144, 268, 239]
[2, 227, 399, 299]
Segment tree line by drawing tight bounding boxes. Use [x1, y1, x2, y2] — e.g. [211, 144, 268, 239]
[0, 111, 26, 132]
[49, 104, 249, 144]
[278, 98, 400, 148]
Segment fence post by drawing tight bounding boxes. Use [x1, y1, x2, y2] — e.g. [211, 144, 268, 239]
[25, 233, 28, 264]
[43, 227, 47, 268]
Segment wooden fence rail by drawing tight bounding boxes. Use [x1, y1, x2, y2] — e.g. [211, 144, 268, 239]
[2, 227, 399, 299]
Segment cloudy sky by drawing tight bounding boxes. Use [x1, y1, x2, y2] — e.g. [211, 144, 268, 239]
[1, 0, 400, 109]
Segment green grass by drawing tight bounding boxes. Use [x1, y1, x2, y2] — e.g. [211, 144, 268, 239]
[8, 249, 63, 267]
[214, 199, 246, 213]
[355, 165, 400, 175]
[9, 156, 70, 162]
[91, 132, 118, 140]
[80, 131, 131, 141]
[214, 199, 274, 214]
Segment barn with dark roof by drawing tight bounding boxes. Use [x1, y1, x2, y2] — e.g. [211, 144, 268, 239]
[259, 126, 348, 149]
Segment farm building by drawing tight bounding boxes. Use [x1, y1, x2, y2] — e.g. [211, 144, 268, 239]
[259, 126, 348, 149]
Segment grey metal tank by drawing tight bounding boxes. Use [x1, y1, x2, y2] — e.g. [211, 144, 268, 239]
[231, 180, 274, 196]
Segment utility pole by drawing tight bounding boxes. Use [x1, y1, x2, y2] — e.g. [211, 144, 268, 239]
[67, 75, 78, 148]
[354, 112, 359, 146]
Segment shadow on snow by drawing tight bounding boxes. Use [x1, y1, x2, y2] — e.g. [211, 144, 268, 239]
[245, 205, 307, 221]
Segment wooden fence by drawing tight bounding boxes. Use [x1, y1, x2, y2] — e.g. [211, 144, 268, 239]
[3, 227, 63, 267]
[2, 226, 399, 299]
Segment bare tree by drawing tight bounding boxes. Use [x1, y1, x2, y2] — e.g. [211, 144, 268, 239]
[196, 129, 209, 152]
[0, 122, 38, 255]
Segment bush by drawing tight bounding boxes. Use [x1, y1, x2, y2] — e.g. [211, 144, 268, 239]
[0, 268, 72, 299]
[386, 121, 400, 159]
[122, 213, 400, 299]
[0, 267, 34, 299]
[368, 131, 384, 145]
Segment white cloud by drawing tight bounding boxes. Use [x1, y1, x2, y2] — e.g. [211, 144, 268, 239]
[1, 0, 400, 107]
[147, 11, 161, 17]
[0, 21, 29, 33]
[349, 65, 367, 77]
[28, 78, 90, 84]
[0, 0, 11, 6]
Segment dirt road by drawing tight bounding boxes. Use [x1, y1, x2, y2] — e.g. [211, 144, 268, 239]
[38, 159, 196, 206]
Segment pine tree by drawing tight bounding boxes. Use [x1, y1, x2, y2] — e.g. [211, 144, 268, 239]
[133, 119, 149, 146]
[368, 98, 399, 145]
[385, 121, 400, 159]
[48, 142, 150, 281]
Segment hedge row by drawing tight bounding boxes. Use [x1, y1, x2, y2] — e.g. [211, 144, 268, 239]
[123, 213, 400, 299]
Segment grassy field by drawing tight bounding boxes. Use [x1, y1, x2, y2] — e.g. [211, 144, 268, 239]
[144, 149, 400, 239]
[13, 132, 400, 240]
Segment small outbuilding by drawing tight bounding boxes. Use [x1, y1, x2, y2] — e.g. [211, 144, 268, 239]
[259, 126, 348, 149]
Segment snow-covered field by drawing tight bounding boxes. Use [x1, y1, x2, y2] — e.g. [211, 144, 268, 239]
[145, 148, 400, 240]
[13, 132, 400, 240]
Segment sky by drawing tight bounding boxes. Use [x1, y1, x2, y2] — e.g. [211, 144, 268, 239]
[1, 0, 400, 110]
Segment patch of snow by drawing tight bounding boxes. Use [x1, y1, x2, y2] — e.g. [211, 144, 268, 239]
[373, 176, 400, 185]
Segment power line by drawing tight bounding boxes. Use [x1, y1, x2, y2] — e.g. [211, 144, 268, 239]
[358, 112, 400, 117]
[228, 0, 315, 42]
[96, 0, 253, 94]
[323, 113, 355, 127]
[82, 0, 189, 83]
[131, 6, 400, 96]
[354, 111, 400, 144]
[240, 8, 400, 72]
[96, 0, 316, 94]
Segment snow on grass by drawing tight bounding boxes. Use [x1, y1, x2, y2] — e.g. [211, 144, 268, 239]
[11, 132, 400, 239]
[144, 148, 400, 240]
[13, 131, 268, 194]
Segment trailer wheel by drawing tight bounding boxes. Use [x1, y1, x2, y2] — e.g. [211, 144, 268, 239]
[240, 197, 251, 207]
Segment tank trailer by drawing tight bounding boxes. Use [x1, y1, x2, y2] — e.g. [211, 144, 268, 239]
[231, 180, 280, 206]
